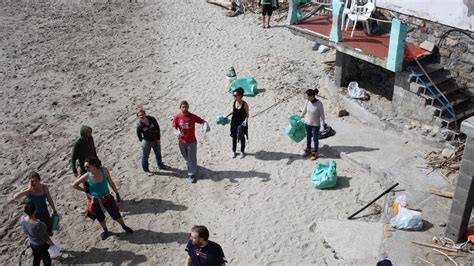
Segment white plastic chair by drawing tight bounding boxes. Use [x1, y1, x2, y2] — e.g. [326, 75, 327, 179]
[341, 0, 354, 30]
[344, 2, 375, 37]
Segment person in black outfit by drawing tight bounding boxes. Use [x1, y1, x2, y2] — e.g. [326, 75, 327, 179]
[136, 109, 167, 175]
[185, 225, 227, 266]
[226, 88, 249, 159]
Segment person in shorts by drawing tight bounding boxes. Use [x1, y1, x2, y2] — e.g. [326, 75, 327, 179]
[259, 0, 273, 28]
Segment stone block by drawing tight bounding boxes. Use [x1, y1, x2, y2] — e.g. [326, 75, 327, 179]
[462, 141, 474, 161]
[439, 48, 451, 58]
[460, 159, 474, 178]
[461, 118, 474, 138]
[441, 147, 455, 158]
[409, 82, 422, 94]
[445, 37, 459, 47]
[420, 40, 435, 52]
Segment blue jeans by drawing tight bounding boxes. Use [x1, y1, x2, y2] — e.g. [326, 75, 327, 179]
[305, 124, 320, 153]
[141, 140, 163, 172]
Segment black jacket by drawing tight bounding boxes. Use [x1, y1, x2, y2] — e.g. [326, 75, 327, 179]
[137, 115, 161, 142]
[71, 125, 98, 175]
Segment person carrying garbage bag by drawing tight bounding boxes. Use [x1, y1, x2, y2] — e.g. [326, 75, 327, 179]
[301, 88, 326, 160]
[226, 88, 249, 159]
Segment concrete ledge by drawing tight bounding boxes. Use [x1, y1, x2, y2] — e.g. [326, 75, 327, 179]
[461, 117, 474, 138]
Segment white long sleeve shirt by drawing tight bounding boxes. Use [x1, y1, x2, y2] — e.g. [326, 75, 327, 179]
[301, 99, 325, 127]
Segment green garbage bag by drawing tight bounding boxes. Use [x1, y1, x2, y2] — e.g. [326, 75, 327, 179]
[311, 161, 337, 189]
[285, 114, 306, 143]
[215, 115, 230, 125]
[228, 78, 257, 96]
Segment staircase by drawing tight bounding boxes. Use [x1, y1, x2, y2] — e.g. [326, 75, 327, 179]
[407, 61, 474, 131]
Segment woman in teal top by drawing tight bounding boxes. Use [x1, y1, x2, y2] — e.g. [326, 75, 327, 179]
[13, 171, 58, 236]
[72, 157, 133, 240]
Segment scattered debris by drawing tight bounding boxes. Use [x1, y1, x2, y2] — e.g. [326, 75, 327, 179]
[432, 248, 458, 266]
[430, 189, 454, 199]
[318, 44, 329, 53]
[420, 40, 436, 53]
[425, 138, 465, 184]
[347, 81, 370, 100]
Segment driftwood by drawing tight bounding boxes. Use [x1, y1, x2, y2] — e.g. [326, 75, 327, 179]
[433, 248, 458, 266]
[412, 241, 470, 253]
[430, 189, 454, 199]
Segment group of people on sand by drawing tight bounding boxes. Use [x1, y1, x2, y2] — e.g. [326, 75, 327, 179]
[13, 85, 324, 265]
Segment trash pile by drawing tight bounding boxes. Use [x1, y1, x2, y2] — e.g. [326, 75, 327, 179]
[424, 138, 465, 184]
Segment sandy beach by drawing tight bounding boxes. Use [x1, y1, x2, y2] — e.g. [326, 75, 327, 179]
[0, 1, 387, 264]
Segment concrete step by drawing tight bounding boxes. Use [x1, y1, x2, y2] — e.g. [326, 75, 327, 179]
[408, 63, 444, 82]
[420, 80, 460, 100]
[435, 101, 474, 128]
[430, 91, 470, 114]
[417, 70, 452, 87]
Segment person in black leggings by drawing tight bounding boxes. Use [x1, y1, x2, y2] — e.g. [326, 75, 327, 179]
[226, 88, 249, 159]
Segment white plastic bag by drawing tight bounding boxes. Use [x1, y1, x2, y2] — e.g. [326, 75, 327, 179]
[347, 81, 369, 99]
[48, 244, 60, 258]
[202, 122, 210, 133]
[390, 207, 423, 230]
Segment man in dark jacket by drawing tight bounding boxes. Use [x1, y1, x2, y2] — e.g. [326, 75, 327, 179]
[136, 109, 167, 175]
[71, 125, 98, 177]
[71, 125, 98, 193]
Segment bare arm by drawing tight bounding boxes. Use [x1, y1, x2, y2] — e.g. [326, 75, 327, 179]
[185, 256, 192, 266]
[71, 175, 88, 192]
[13, 187, 30, 200]
[44, 185, 57, 213]
[225, 111, 233, 118]
[104, 168, 119, 194]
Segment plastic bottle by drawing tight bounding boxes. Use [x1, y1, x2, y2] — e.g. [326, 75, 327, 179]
[225, 67, 237, 88]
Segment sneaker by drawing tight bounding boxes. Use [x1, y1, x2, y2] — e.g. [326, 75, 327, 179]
[100, 231, 110, 240]
[158, 163, 168, 170]
[231, 152, 237, 159]
[303, 149, 312, 157]
[188, 175, 197, 183]
[239, 152, 245, 159]
[145, 171, 153, 176]
[310, 153, 318, 161]
[122, 225, 134, 234]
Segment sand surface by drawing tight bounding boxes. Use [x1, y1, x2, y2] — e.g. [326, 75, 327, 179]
[0, 1, 383, 264]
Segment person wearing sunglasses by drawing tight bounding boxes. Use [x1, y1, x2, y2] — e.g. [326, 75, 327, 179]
[136, 108, 168, 176]
[226, 87, 249, 159]
[71, 157, 133, 240]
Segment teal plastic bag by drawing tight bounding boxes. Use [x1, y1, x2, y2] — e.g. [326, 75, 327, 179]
[51, 213, 59, 231]
[228, 78, 257, 96]
[215, 115, 230, 125]
[285, 114, 306, 143]
[311, 161, 337, 189]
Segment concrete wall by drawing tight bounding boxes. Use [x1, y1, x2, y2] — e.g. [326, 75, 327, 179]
[377, 0, 474, 31]
[392, 72, 434, 122]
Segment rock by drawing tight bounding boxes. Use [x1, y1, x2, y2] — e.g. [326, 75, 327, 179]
[318, 45, 329, 54]
[338, 109, 349, 117]
[441, 148, 455, 158]
[420, 40, 435, 52]
[438, 222, 447, 227]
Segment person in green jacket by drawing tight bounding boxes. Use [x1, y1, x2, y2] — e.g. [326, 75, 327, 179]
[71, 126, 98, 192]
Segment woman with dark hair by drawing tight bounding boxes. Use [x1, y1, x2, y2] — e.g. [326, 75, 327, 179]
[71, 157, 133, 240]
[14, 171, 58, 236]
[301, 88, 326, 160]
[226, 87, 249, 159]
[20, 202, 55, 266]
